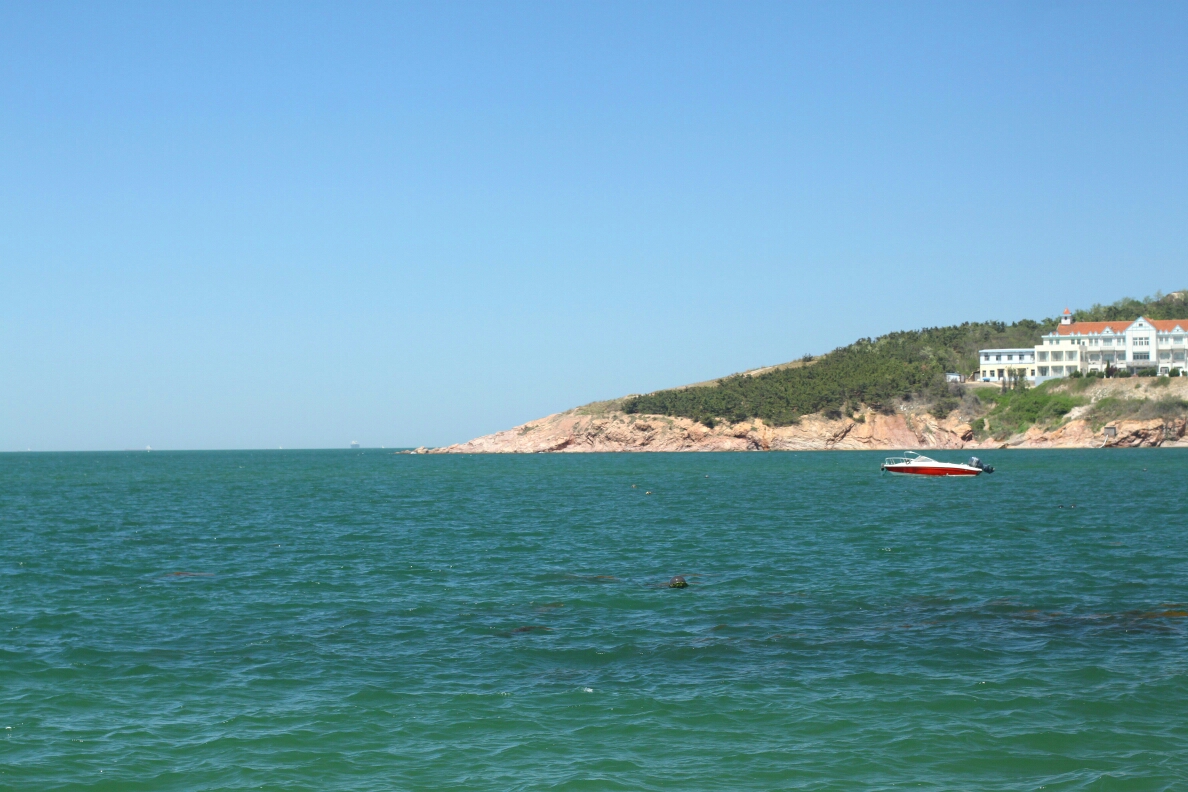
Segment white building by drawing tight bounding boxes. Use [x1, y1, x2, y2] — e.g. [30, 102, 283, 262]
[978, 348, 1037, 383]
[1033, 309, 1187, 382]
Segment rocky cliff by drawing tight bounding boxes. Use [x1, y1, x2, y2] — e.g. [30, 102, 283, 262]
[430, 378, 1188, 453]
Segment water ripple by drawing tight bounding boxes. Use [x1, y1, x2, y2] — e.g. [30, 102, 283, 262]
[2, 449, 1187, 789]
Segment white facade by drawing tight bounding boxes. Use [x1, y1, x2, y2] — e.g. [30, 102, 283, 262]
[977, 348, 1037, 383]
[1033, 311, 1187, 382]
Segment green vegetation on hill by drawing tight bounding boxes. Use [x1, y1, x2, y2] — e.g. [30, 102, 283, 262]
[622, 291, 1188, 427]
[1074, 290, 1188, 322]
[979, 383, 1083, 439]
[1085, 396, 1188, 429]
[624, 320, 1052, 426]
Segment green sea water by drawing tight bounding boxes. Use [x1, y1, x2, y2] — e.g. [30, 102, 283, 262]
[3, 449, 1187, 790]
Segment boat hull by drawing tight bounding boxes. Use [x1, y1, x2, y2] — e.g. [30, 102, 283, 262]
[883, 465, 980, 477]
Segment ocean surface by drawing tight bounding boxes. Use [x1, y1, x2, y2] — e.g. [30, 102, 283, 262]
[3, 449, 1187, 791]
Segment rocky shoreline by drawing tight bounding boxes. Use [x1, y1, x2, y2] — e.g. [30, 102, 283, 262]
[427, 379, 1188, 453]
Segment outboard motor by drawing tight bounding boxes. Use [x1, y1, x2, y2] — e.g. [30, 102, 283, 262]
[968, 456, 994, 474]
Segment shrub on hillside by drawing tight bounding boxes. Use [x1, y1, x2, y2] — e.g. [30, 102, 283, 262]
[623, 320, 1056, 426]
[984, 385, 1083, 435]
[929, 397, 959, 418]
[1087, 396, 1188, 428]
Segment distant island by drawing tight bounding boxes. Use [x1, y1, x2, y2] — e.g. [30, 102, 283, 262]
[432, 292, 1188, 453]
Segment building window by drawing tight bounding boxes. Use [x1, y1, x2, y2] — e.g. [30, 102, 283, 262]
[1039, 351, 1048, 361]
[995, 355, 1001, 361]
[1135, 337, 1150, 346]
[1030, 369, 1035, 376]
[1052, 351, 1063, 361]
[1067, 351, 1077, 361]
[1038, 366, 1049, 376]
[1134, 352, 1150, 361]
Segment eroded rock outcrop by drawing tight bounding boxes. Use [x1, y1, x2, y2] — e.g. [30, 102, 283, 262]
[434, 406, 998, 454]
[432, 378, 1188, 453]
[1104, 418, 1185, 448]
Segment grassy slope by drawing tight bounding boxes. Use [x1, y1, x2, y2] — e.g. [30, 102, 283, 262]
[975, 377, 1188, 441]
[974, 383, 1083, 439]
[623, 291, 1188, 428]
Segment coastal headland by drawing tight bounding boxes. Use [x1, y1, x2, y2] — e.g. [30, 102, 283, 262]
[432, 377, 1188, 453]
[432, 292, 1188, 453]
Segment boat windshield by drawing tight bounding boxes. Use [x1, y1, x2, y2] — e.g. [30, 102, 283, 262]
[884, 452, 937, 465]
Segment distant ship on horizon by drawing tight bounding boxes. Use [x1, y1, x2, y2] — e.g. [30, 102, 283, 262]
[350, 441, 360, 449]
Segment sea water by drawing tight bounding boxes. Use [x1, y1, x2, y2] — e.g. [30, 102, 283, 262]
[2, 449, 1187, 790]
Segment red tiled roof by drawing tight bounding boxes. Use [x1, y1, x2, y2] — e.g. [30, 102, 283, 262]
[1054, 316, 1188, 335]
[1149, 319, 1188, 332]
[1055, 320, 1131, 336]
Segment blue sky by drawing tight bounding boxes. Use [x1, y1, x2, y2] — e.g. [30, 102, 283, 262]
[2, 1, 1186, 450]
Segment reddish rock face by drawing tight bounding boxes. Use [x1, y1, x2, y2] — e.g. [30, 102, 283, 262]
[432, 408, 965, 453]
[430, 378, 1188, 453]
[1105, 418, 1184, 448]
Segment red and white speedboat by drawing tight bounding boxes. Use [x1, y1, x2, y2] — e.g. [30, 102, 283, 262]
[881, 451, 993, 477]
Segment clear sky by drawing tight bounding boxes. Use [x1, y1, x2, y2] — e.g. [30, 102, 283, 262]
[2, 2, 1186, 451]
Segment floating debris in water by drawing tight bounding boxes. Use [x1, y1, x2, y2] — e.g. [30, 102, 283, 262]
[668, 576, 688, 589]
